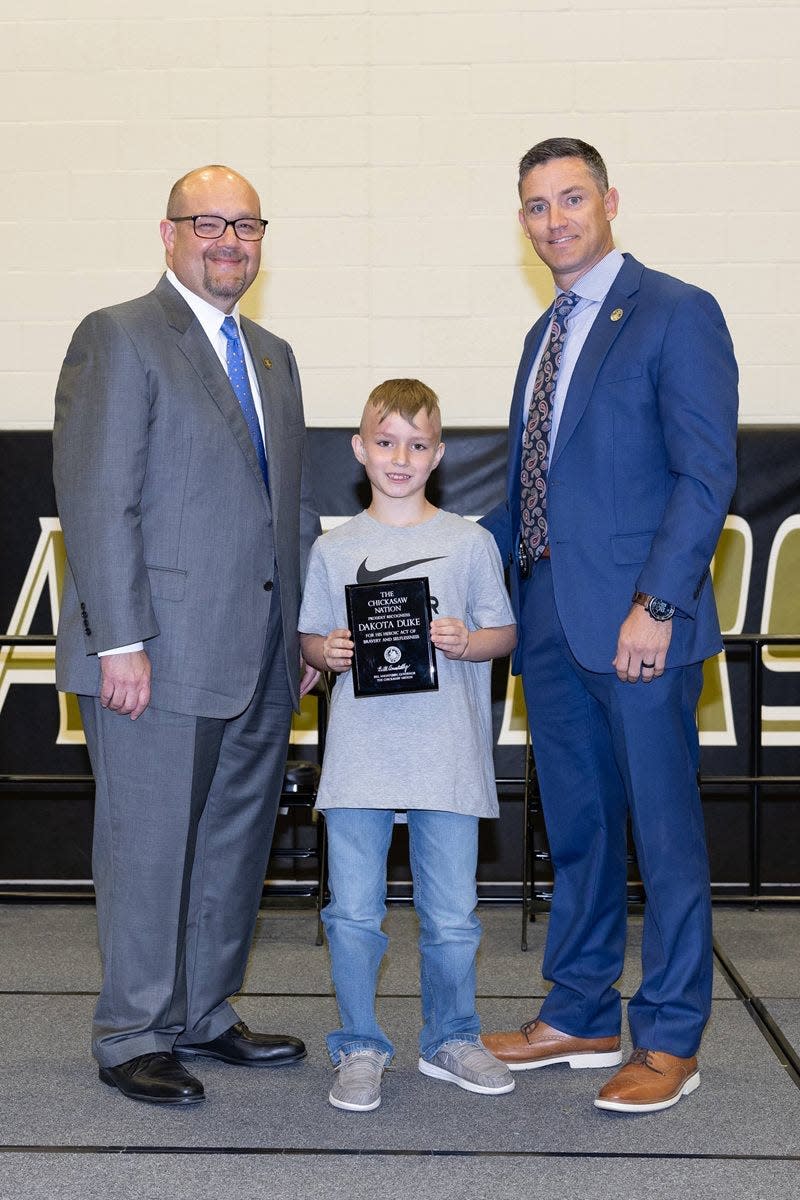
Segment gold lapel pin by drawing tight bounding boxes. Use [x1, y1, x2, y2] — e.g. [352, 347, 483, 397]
[610, 308, 623, 322]
[262, 356, 272, 369]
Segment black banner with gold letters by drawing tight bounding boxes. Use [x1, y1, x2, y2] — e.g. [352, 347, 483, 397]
[1, 428, 798, 891]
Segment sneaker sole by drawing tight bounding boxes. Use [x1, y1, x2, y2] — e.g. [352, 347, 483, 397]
[506, 1049, 623, 1073]
[329, 1091, 381, 1112]
[594, 1070, 700, 1113]
[418, 1057, 515, 1095]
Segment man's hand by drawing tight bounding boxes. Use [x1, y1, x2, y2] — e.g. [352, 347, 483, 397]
[99, 649, 152, 718]
[613, 606, 671, 683]
[299, 657, 320, 697]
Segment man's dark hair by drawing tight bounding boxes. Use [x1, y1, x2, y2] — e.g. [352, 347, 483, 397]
[518, 138, 609, 194]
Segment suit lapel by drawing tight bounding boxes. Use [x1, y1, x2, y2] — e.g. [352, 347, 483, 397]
[550, 254, 643, 470]
[154, 278, 271, 515]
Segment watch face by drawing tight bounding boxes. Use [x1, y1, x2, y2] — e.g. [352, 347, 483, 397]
[647, 596, 676, 621]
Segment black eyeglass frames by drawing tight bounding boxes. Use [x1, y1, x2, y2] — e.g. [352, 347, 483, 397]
[167, 215, 268, 241]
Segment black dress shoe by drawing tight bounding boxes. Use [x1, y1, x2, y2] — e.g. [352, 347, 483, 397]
[175, 1020, 307, 1067]
[99, 1052, 205, 1105]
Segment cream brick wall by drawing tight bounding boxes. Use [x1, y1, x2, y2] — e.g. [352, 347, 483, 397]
[1, 0, 798, 429]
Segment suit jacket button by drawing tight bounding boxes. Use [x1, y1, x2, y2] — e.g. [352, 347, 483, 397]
[85, 627, 92, 635]
[263, 580, 273, 591]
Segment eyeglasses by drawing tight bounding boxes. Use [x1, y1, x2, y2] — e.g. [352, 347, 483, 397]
[167, 215, 268, 241]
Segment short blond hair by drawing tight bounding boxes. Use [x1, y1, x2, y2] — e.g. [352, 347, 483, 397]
[361, 378, 441, 437]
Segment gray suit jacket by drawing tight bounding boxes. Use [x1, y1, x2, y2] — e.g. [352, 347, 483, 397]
[53, 275, 320, 717]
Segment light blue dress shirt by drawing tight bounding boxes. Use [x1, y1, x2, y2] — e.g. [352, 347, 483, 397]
[523, 248, 625, 470]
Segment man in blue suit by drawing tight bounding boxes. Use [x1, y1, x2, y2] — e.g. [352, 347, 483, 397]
[481, 139, 738, 1113]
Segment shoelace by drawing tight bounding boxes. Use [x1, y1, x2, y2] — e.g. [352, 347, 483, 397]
[629, 1047, 661, 1072]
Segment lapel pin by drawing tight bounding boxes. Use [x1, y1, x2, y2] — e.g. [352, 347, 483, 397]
[262, 356, 272, 369]
[610, 308, 623, 322]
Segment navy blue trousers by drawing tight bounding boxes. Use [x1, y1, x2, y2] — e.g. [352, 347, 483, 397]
[520, 561, 712, 1058]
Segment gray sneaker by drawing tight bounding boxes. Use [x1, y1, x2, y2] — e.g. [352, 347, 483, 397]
[329, 1049, 388, 1112]
[419, 1040, 515, 1095]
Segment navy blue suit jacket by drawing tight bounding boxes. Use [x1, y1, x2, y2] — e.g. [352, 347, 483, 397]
[481, 253, 739, 675]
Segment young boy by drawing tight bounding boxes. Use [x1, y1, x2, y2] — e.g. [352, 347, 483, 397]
[299, 379, 517, 1112]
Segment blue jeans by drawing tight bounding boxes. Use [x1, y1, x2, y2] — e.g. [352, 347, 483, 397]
[322, 808, 482, 1064]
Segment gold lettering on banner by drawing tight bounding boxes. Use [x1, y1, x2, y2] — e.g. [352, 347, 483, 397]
[291, 691, 321, 746]
[760, 516, 800, 745]
[495, 516, 758, 749]
[498, 672, 529, 746]
[698, 515, 752, 746]
[0, 518, 84, 744]
[289, 515, 350, 744]
[1, 513, 797, 751]
[0, 517, 331, 750]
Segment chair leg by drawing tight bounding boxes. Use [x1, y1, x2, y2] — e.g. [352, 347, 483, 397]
[315, 811, 326, 947]
[521, 801, 529, 952]
[522, 730, 532, 951]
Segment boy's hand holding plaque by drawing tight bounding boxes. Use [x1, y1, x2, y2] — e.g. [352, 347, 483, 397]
[345, 577, 438, 697]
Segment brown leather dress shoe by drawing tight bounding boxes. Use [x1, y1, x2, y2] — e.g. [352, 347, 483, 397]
[595, 1048, 699, 1112]
[482, 1019, 622, 1072]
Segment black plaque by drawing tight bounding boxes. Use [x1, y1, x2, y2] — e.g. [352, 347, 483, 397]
[345, 577, 438, 698]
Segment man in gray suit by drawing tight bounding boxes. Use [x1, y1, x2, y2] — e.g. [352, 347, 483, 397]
[53, 165, 320, 1106]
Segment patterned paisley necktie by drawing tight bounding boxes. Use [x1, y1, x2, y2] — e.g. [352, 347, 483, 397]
[519, 290, 579, 562]
[221, 315, 269, 490]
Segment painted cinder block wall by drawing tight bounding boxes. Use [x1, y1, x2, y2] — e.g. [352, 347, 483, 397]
[1, 0, 797, 430]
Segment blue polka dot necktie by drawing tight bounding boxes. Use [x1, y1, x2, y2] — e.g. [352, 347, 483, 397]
[520, 290, 579, 562]
[221, 315, 269, 491]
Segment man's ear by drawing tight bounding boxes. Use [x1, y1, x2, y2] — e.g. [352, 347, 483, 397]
[160, 219, 176, 265]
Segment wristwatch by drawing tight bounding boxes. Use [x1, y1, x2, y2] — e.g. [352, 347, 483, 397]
[632, 591, 676, 622]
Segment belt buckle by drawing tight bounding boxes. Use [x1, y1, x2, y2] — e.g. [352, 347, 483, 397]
[517, 540, 531, 579]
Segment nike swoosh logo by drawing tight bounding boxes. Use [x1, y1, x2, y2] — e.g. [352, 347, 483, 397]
[356, 556, 447, 585]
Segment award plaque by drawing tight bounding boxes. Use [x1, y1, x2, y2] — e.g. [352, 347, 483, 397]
[345, 576, 438, 698]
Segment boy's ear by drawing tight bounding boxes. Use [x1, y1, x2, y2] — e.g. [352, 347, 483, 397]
[432, 440, 445, 468]
[351, 432, 365, 463]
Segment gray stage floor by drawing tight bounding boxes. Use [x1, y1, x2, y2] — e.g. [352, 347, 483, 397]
[0, 905, 798, 1200]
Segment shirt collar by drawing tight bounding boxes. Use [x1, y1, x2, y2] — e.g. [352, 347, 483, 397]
[557, 247, 625, 305]
[165, 268, 241, 334]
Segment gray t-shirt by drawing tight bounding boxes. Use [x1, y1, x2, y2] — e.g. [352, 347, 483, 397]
[299, 509, 514, 818]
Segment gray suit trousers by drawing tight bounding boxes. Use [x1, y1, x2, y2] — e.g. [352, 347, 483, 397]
[80, 587, 293, 1068]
